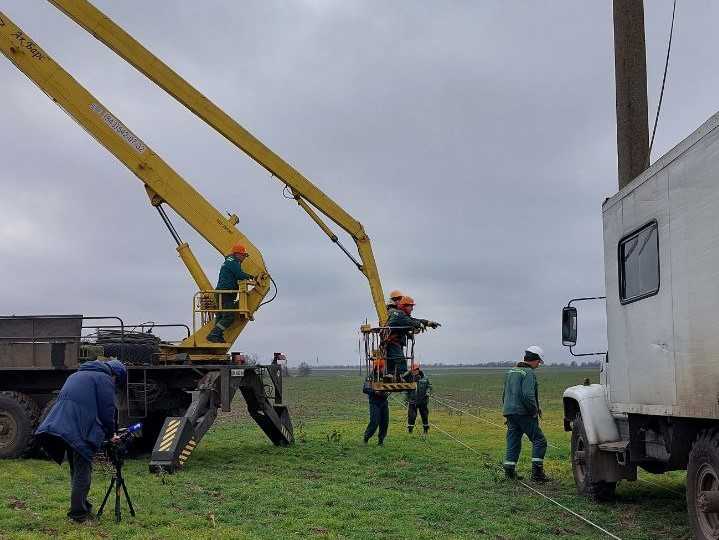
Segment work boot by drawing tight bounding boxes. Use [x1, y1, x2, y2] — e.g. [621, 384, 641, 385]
[531, 463, 550, 483]
[503, 466, 518, 480]
[407, 425, 414, 433]
[378, 439, 384, 446]
[423, 425, 430, 434]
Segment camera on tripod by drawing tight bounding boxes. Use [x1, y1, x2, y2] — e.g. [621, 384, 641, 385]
[98, 422, 142, 523]
[105, 422, 143, 464]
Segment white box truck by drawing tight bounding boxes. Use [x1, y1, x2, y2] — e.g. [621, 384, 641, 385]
[562, 111, 719, 539]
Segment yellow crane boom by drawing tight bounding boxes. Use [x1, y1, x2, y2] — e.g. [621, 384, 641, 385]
[0, 11, 269, 352]
[48, 0, 389, 325]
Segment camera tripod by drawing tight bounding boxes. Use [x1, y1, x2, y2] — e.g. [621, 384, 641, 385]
[97, 454, 135, 523]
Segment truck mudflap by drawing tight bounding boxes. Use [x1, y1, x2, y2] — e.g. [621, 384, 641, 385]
[563, 384, 620, 445]
[149, 366, 293, 473]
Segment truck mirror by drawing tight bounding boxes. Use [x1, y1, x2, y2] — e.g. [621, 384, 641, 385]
[562, 306, 577, 346]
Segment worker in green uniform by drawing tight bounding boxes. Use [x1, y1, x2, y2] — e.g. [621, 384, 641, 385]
[207, 243, 254, 343]
[385, 296, 440, 380]
[501, 345, 549, 482]
[406, 363, 432, 435]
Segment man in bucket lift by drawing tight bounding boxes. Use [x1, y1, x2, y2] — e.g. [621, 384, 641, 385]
[385, 296, 440, 380]
[207, 243, 255, 343]
[501, 345, 549, 482]
[386, 289, 405, 311]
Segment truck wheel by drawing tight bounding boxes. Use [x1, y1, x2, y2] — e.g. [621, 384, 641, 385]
[571, 413, 616, 501]
[687, 430, 719, 540]
[0, 392, 40, 459]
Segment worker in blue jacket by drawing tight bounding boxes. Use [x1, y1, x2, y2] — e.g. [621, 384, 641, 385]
[35, 359, 126, 522]
[501, 346, 549, 482]
[207, 243, 255, 343]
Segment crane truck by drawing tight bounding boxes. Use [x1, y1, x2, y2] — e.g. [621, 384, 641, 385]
[0, 2, 430, 471]
[562, 111, 719, 539]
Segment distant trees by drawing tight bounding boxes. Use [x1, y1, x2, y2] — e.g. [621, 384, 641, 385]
[297, 361, 312, 377]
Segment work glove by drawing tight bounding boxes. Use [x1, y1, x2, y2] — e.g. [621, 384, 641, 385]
[425, 320, 441, 329]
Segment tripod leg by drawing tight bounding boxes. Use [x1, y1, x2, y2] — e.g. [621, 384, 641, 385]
[120, 477, 136, 517]
[97, 477, 115, 519]
[115, 475, 122, 523]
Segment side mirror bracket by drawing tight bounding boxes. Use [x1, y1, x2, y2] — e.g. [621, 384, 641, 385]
[561, 297, 607, 357]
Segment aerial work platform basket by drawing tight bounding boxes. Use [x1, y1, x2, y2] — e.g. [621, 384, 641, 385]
[361, 324, 417, 392]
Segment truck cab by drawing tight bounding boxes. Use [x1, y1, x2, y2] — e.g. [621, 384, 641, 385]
[563, 111, 719, 539]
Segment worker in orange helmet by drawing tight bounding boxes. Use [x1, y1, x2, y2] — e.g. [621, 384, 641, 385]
[207, 243, 255, 343]
[384, 296, 440, 380]
[406, 362, 432, 435]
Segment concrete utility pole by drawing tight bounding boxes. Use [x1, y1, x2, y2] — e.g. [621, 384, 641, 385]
[613, 0, 649, 190]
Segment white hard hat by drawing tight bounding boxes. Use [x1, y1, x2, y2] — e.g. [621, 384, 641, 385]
[525, 345, 544, 361]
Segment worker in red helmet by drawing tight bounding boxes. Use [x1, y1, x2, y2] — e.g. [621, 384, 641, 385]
[207, 243, 255, 343]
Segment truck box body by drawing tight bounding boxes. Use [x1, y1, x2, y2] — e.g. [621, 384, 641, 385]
[603, 112, 719, 419]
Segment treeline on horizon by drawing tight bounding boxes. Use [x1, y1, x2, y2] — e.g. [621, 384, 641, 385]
[293, 361, 601, 370]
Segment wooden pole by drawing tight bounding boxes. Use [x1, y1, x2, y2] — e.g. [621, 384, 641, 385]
[613, 0, 649, 190]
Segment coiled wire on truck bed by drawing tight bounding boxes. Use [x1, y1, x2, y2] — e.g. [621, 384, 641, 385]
[95, 329, 161, 364]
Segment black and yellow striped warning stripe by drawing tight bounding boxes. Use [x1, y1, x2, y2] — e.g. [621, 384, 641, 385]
[178, 438, 197, 466]
[158, 418, 182, 452]
[372, 383, 416, 391]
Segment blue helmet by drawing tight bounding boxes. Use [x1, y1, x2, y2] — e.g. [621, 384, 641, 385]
[106, 359, 127, 383]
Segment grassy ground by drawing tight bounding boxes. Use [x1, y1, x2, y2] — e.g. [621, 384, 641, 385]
[0, 368, 690, 539]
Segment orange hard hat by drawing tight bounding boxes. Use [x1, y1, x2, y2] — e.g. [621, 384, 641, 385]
[399, 296, 415, 306]
[231, 243, 247, 255]
[388, 289, 404, 300]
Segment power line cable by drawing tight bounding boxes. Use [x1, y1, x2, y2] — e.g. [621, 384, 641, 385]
[648, 0, 678, 165]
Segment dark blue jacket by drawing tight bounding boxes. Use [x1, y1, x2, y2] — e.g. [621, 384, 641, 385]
[35, 360, 117, 461]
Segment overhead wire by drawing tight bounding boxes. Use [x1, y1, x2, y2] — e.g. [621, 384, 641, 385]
[648, 0, 678, 165]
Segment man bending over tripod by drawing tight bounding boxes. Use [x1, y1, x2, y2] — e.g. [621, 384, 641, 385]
[36, 359, 126, 523]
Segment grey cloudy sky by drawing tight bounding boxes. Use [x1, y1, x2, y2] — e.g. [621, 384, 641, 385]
[1, 1, 717, 366]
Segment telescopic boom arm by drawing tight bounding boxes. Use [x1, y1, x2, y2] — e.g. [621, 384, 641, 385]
[47, 0, 389, 324]
[0, 11, 269, 351]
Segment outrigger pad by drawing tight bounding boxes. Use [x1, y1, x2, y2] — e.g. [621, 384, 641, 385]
[148, 417, 197, 473]
[371, 381, 417, 392]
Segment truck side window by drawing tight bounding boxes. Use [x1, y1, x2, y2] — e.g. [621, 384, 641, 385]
[619, 221, 659, 303]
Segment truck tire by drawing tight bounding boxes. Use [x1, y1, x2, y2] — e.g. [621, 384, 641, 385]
[0, 392, 40, 459]
[571, 413, 616, 501]
[687, 430, 719, 540]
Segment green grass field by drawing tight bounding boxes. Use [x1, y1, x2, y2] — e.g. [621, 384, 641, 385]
[0, 368, 690, 539]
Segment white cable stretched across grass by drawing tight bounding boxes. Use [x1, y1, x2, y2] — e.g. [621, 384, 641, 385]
[387, 394, 622, 540]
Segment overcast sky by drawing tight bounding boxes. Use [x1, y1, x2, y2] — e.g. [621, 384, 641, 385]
[1, 1, 717, 366]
